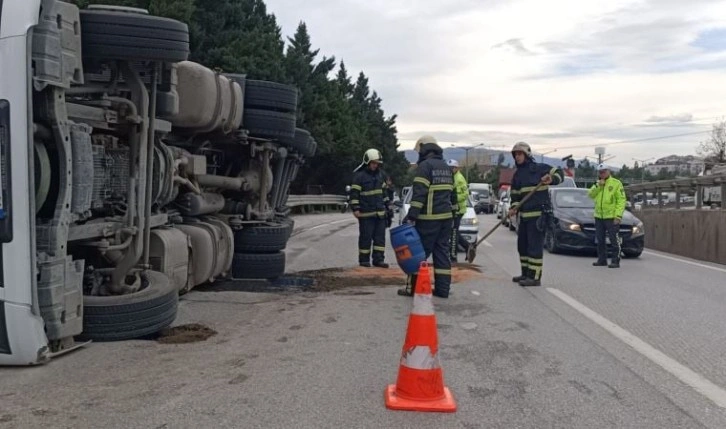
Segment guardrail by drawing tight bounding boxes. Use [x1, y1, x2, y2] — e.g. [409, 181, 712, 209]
[286, 194, 347, 214]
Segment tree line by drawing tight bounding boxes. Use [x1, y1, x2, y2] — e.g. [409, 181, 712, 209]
[71, 0, 410, 193]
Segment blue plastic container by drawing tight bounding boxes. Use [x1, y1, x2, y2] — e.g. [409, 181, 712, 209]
[390, 224, 426, 275]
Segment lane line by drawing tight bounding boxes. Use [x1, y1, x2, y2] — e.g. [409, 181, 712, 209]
[643, 250, 726, 274]
[292, 218, 356, 236]
[547, 287, 726, 410]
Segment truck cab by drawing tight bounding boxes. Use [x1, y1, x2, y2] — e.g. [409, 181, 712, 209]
[1, 0, 313, 365]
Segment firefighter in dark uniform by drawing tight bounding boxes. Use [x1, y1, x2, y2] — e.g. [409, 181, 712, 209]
[507, 142, 563, 287]
[399, 135, 457, 298]
[350, 149, 390, 268]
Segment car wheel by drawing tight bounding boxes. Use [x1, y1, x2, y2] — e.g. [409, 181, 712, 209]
[622, 250, 642, 258]
[79, 9, 189, 62]
[80, 271, 178, 341]
[232, 252, 286, 280]
[278, 128, 316, 157]
[244, 79, 298, 113]
[544, 228, 560, 254]
[234, 222, 290, 253]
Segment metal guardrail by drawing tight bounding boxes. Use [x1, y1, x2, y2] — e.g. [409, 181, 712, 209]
[286, 194, 347, 207]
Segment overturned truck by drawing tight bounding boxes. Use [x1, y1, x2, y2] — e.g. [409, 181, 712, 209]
[0, 0, 316, 365]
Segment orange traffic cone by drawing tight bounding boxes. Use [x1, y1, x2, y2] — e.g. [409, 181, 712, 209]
[385, 261, 457, 413]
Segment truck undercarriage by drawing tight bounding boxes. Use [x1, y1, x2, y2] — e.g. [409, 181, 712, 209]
[1, 0, 316, 364]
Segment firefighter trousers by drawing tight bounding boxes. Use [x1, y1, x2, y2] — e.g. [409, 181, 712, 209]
[517, 217, 545, 280]
[358, 216, 386, 264]
[411, 219, 453, 297]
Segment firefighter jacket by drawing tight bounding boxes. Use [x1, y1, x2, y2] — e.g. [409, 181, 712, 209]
[511, 159, 563, 219]
[453, 170, 469, 216]
[407, 153, 457, 221]
[350, 167, 388, 218]
[588, 176, 626, 220]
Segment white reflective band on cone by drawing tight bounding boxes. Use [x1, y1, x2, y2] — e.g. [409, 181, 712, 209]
[412, 293, 434, 315]
[401, 346, 441, 370]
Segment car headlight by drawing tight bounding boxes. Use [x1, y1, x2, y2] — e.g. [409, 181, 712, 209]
[559, 219, 581, 232]
[461, 217, 478, 226]
[632, 222, 644, 235]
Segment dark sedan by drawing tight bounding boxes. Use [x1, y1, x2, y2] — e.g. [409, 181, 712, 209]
[544, 188, 645, 258]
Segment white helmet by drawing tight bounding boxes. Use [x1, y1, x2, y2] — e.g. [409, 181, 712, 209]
[511, 141, 533, 159]
[414, 135, 437, 153]
[362, 148, 383, 164]
[597, 163, 609, 171]
[447, 159, 460, 168]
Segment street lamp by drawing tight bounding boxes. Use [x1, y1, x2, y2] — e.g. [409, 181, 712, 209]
[455, 143, 486, 182]
[538, 149, 557, 162]
[633, 157, 654, 183]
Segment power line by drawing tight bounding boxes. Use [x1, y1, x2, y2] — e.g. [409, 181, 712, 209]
[542, 130, 711, 152]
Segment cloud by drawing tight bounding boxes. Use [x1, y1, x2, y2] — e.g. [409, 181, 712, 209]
[263, 0, 726, 165]
[644, 114, 694, 124]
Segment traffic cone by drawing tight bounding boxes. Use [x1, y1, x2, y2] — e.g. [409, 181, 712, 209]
[385, 261, 457, 412]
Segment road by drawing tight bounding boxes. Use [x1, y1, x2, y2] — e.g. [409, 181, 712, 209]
[1, 212, 726, 428]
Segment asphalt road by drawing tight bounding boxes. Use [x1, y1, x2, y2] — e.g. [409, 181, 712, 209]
[1, 212, 725, 428]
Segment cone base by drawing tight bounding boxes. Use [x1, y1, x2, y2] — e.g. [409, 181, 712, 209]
[384, 384, 457, 413]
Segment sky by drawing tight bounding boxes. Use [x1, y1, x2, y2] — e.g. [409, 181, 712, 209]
[264, 0, 726, 167]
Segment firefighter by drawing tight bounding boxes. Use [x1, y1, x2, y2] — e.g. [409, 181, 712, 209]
[507, 142, 563, 287]
[399, 135, 457, 298]
[447, 159, 471, 263]
[350, 148, 390, 268]
[588, 163, 626, 268]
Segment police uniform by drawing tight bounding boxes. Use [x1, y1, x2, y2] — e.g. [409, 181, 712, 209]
[404, 139, 457, 298]
[351, 160, 389, 267]
[510, 144, 563, 286]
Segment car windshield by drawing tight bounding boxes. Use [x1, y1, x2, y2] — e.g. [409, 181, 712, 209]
[554, 190, 595, 208]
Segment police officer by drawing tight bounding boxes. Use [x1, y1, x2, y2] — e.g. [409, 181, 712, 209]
[350, 149, 390, 268]
[508, 142, 563, 287]
[400, 135, 457, 298]
[447, 159, 471, 263]
[588, 163, 626, 268]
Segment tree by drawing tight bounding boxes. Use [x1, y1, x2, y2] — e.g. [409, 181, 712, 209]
[697, 120, 726, 163]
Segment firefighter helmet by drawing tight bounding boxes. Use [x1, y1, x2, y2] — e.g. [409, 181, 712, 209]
[414, 135, 438, 153]
[363, 148, 383, 164]
[511, 141, 533, 158]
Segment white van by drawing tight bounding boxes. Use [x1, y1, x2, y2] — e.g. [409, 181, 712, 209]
[469, 183, 494, 214]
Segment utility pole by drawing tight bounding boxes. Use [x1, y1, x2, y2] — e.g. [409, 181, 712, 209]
[595, 147, 606, 165]
[632, 157, 654, 183]
[461, 143, 486, 182]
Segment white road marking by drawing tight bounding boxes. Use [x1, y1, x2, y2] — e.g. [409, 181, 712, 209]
[295, 218, 355, 235]
[643, 250, 726, 274]
[471, 291, 481, 296]
[547, 287, 726, 410]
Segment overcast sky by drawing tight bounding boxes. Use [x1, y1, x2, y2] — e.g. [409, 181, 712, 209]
[265, 0, 726, 166]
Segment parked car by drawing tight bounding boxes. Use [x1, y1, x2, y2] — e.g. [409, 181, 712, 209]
[496, 190, 510, 219]
[397, 190, 480, 250]
[544, 188, 645, 257]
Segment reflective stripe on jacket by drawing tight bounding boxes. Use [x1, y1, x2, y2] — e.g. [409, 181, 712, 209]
[350, 167, 387, 216]
[510, 160, 563, 218]
[408, 154, 457, 221]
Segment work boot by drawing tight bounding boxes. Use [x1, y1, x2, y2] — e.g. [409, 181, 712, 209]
[397, 288, 413, 296]
[593, 261, 607, 267]
[608, 261, 620, 269]
[373, 261, 389, 269]
[432, 289, 449, 298]
[512, 275, 526, 283]
[519, 278, 541, 287]
[359, 262, 371, 268]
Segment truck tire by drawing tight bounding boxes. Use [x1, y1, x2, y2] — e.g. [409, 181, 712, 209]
[234, 222, 289, 253]
[232, 252, 286, 280]
[80, 9, 189, 62]
[80, 271, 178, 341]
[278, 129, 318, 157]
[244, 109, 296, 139]
[245, 80, 298, 113]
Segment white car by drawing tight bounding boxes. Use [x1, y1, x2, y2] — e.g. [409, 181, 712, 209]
[396, 191, 480, 250]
